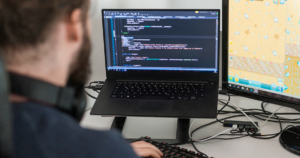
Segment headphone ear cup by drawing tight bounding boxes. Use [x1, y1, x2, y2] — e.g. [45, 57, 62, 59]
[66, 80, 87, 122]
[73, 91, 87, 122]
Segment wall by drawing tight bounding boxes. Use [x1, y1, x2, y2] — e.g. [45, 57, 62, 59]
[86, 0, 223, 109]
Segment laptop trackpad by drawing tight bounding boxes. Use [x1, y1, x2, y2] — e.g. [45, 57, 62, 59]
[135, 100, 174, 116]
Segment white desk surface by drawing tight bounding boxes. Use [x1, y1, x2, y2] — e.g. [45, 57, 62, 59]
[80, 94, 300, 158]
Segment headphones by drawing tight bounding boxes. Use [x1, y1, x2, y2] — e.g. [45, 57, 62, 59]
[9, 72, 87, 122]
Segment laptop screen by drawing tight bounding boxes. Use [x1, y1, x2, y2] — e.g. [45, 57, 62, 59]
[102, 10, 220, 73]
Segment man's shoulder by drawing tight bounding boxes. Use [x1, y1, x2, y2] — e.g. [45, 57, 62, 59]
[12, 102, 139, 158]
[12, 102, 89, 137]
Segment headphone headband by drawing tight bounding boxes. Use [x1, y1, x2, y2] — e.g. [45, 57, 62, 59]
[9, 72, 86, 121]
[9, 72, 74, 111]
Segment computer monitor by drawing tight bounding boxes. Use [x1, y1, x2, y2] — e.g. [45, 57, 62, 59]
[102, 9, 220, 81]
[222, 0, 300, 110]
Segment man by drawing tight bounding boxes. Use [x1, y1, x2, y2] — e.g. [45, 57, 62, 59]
[0, 0, 163, 157]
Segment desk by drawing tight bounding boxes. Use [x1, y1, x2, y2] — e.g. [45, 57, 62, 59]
[80, 94, 299, 158]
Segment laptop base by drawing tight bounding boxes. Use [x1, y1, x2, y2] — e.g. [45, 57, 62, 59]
[110, 117, 190, 145]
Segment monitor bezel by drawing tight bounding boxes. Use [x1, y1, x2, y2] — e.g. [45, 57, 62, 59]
[222, 0, 300, 110]
[102, 9, 221, 81]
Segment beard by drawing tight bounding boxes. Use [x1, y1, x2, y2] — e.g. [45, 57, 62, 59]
[67, 27, 91, 96]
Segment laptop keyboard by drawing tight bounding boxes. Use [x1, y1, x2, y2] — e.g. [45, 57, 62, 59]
[111, 82, 205, 100]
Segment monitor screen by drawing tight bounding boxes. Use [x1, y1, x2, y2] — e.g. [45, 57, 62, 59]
[227, 0, 300, 103]
[102, 10, 219, 73]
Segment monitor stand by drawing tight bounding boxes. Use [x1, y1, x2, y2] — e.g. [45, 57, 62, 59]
[110, 117, 190, 145]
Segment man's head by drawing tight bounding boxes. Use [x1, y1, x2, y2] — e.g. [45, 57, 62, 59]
[0, 0, 91, 87]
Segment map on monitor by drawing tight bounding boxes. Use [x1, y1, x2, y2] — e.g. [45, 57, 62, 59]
[228, 0, 300, 100]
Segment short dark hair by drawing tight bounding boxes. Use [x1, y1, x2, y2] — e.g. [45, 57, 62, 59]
[0, 0, 89, 50]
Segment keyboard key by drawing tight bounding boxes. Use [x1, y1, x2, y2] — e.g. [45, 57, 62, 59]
[170, 96, 176, 99]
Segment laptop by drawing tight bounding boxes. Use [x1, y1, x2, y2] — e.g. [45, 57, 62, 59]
[91, 9, 220, 118]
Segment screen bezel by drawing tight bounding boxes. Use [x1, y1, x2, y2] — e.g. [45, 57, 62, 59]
[222, 0, 300, 110]
[102, 9, 220, 81]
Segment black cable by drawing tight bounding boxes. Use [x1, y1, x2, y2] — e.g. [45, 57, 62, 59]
[261, 102, 266, 113]
[190, 94, 300, 155]
[251, 113, 300, 123]
[218, 100, 238, 112]
[191, 114, 245, 139]
[194, 98, 299, 140]
[218, 101, 300, 123]
[216, 93, 231, 123]
[190, 104, 289, 154]
[84, 89, 97, 99]
[190, 114, 249, 155]
[246, 113, 282, 139]
[190, 142, 209, 158]
[242, 107, 300, 123]
[219, 110, 300, 122]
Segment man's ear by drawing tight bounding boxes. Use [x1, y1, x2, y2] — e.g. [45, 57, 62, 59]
[66, 9, 83, 42]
